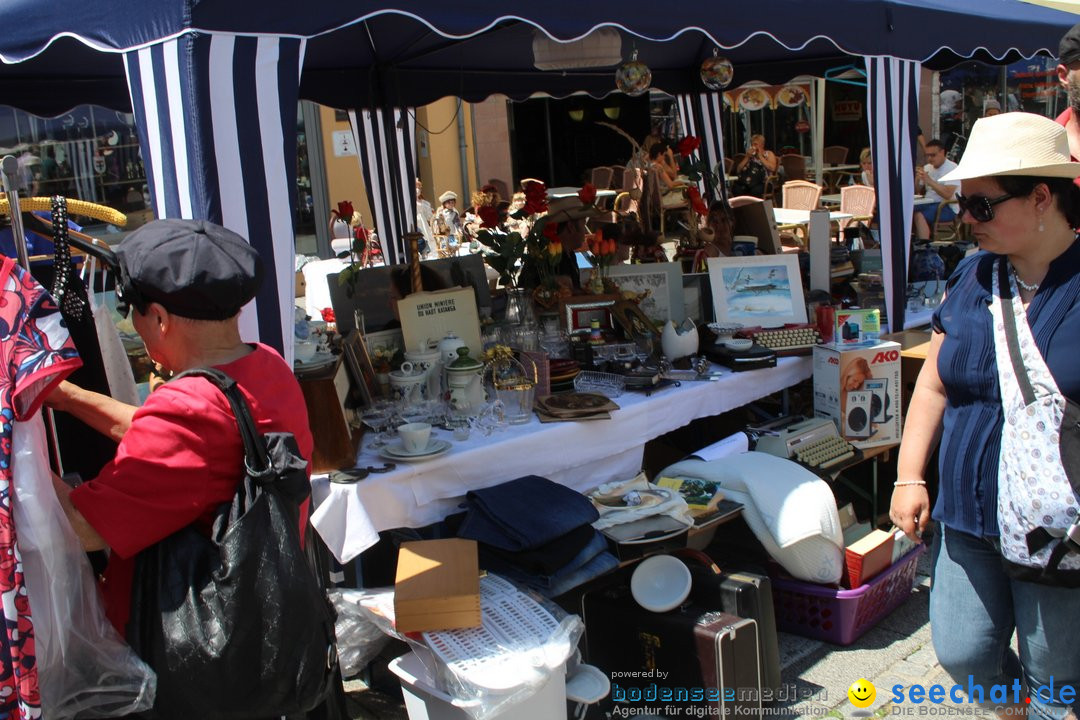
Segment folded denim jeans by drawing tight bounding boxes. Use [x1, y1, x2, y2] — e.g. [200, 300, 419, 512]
[458, 475, 599, 552]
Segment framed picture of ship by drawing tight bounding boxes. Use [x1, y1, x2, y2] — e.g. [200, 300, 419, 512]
[706, 254, 807, 328]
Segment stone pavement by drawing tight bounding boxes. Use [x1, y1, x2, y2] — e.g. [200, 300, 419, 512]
[340, 530, 1009, 719]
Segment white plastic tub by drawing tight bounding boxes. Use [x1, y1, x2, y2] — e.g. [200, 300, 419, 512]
[388, 652, 567, 720]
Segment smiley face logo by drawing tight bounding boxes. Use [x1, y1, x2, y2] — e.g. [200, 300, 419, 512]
[848, 678, 876, 708]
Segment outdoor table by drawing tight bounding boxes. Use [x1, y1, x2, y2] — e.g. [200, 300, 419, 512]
[310, 356, 812, 563]
[547, 186, 619, 200]
[772, 207, 853, 226]
[820, 193, 937, 207]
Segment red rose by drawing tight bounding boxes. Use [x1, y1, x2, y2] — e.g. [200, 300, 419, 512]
[478, 205, 499, 229]
[678, 136, 701, 157]
[320, 307, 336, 322]
[578, 183, 597, 206]
[523, 181, 549, 215]
[687, 187, 709, 216]
[336, 200, 354, 220]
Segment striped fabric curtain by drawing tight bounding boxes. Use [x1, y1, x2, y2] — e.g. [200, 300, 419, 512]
[347, 107, 417, 266]
[865, 56, 921, 333]
[122, 33, 306, 359]
[676, 93, 727, 202]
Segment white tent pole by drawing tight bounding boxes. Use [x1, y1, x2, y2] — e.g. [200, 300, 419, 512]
[813, 78, 826, 188]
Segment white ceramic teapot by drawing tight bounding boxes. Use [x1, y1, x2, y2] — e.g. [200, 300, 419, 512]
[661, 318, 699, 361]
[404, 339, 442, 400]
[444, 347, 485, 417]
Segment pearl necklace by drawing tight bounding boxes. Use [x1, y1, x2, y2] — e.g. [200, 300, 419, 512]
[1011, 266, 1039, 293]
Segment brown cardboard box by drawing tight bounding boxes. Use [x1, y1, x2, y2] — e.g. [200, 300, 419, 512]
[843, 529, 895, 588]
[394, 539, 481, 633]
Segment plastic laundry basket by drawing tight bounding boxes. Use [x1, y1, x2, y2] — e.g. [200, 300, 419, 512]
[389, 652, 566, 720]
[771, 545, 926, 645]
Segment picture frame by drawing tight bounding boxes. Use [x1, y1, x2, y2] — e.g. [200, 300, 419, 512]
[342, 330, 377, 407]
[560, 296, 617, 335]
[363, 328, 405, 374]
[601, 262, 686, 325]
[706, 254, 808, 328]
[610, 299, 662, 344]
[682, 272, 714, 326]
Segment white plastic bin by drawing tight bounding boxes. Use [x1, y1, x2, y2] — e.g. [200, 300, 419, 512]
[388, 652, 567, 720]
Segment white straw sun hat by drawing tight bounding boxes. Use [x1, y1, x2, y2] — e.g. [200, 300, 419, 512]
[940, 112, 1080, 183]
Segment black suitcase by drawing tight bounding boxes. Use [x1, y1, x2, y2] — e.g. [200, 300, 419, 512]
[582, 580, 763, 717]
[675, 549, 782, 691]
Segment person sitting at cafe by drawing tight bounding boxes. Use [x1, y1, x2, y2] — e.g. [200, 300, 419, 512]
[648, 143, 687, 208]
[731, 134, 778, 198]
[851, 147, 874, 187]
[913, 139, 961, 241]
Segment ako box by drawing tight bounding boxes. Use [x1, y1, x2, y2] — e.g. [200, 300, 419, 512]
[394, 539, 481, 633]
[813, 341, 901, 449]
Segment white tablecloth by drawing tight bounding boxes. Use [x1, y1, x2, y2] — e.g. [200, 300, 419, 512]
[772, 208, 853, 225]
[310, 357, 812, 562]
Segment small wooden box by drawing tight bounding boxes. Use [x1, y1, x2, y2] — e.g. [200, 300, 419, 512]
[394, 539, 481, 633]
[296, 355, 359, 473]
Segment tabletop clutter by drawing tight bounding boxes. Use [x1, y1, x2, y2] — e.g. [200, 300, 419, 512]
[301, 245, 926, 718]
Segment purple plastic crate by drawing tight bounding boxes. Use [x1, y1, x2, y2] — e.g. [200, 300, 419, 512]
[770, 545, 926, 646]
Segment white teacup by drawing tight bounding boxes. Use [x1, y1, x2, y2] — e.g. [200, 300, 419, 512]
[397, 422, 432, 453]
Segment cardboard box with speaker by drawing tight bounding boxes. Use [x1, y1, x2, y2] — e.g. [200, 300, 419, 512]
[812, 341, 901, 449]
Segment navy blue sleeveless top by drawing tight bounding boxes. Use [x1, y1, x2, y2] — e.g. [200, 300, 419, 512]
[931, 241, 1080, 537]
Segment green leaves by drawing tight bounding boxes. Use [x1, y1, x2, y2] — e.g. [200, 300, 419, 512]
[477, 229, 526, 287]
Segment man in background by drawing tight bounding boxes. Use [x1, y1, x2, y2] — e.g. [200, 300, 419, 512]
[1057, 22, 1080, 179]
[912, 139, 960, 241]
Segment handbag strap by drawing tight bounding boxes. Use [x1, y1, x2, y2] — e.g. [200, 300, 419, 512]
[171, 366, 274, 480]
[996, 258, 1038, 408]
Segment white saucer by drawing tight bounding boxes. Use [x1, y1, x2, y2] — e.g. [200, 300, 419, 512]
[379, 438, 452, 461]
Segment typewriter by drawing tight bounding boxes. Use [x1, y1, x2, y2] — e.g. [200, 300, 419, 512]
[755, 416, 859, 471]
[735, 323, 823, 357]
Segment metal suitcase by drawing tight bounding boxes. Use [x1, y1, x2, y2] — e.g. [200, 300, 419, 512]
[582, 580, 763, 717]
[675, 550, 782, 691]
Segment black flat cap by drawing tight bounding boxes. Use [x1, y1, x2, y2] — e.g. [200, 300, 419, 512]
[117, 219, 263, 320]
[1061, 22, 1080, 66]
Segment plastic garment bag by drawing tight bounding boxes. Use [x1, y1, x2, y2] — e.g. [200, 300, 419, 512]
[12, 414, 156, 718]
[84, 259, 139, 407]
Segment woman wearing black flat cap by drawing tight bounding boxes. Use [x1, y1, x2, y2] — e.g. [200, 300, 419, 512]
[44, 220, 315, 688]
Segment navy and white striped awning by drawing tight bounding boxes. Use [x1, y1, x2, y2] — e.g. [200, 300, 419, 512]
[676, 93, 728, 202]
[123, 34, 304, 355]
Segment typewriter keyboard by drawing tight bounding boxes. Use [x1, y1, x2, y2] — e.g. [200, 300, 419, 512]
[743, 324, 823, 356]
[794, 434, 857, 470]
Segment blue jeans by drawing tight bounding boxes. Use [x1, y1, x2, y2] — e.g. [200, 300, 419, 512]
[930, 525, 1080, 719]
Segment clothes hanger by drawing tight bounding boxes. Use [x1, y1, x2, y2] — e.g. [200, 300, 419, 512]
[7, 198, 122, 270]
[824, 64, 867, 88]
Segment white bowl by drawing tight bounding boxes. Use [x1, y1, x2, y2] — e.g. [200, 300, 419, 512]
[722, 337, 754, 352]
[630, 555, 692, 613]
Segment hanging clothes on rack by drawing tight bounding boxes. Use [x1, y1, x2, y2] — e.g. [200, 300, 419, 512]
[0, 254, 82, 719]
[27, 199, 120, 483]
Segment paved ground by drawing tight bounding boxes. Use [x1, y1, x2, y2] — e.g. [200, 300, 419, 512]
[339, 530, 990, 720]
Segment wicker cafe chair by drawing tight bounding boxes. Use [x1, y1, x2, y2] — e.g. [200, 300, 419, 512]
[823, 145, 849, 165]
[932, 200, 960, 243]
[780, 154, 807, 181]
[643, 167, 689, 237]
[837, 184, 876, 237]
[610, 165, 626, 191]
[781, 180, 823, 211]
[590, 166, 614, 190]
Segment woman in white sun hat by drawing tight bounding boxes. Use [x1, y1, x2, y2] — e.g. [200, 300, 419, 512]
[892, 112, 1080, 720]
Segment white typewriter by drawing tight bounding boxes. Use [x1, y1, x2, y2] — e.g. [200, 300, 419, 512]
[755, 416, 858, 471]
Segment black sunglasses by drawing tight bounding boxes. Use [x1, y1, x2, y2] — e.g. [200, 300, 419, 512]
[955, 192, 1016, 223]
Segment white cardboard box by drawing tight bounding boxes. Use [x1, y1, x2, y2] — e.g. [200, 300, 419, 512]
[812, 341, 901, 449]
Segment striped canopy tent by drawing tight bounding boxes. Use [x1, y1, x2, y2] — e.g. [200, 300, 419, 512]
[0, 1, 1073, 359]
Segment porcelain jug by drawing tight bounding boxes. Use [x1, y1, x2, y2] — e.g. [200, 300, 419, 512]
[445, 347, 485, 416]
[404, 340, 442, 400]
[388, 361, 426, 408]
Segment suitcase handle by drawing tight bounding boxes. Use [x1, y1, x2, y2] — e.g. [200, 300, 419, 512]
[672, 548, 722, 576]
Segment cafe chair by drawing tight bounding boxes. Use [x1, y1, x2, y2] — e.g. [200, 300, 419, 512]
[486, 178, 510, 202]
[780, 154, 807, 182]
[590, 166, 614, 190]
[781, 180, 823, 211]
[823, 145, 849, 165]
[642, 167, 689, 238]
[932, 201, 960, 243]
[729, 195, 763, 208]
[723, 157, 735, 175]
[836, 184, 876, 239]
[609, 165, 625, 191]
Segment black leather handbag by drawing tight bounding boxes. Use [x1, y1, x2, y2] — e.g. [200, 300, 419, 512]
[127, 368, 337, 718]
